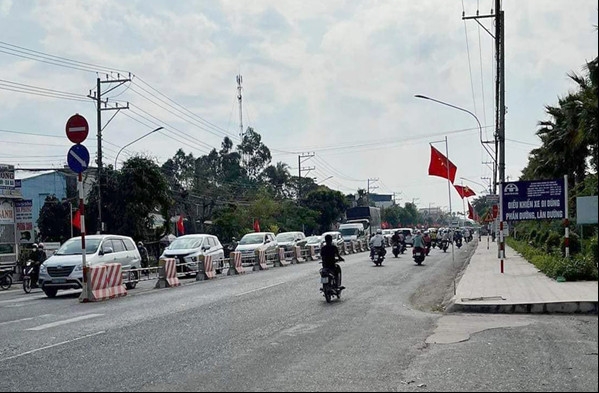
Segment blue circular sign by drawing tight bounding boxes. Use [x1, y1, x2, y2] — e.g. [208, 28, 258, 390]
[67, 144, 90, 173]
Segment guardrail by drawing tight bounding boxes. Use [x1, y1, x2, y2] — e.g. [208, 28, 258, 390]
[116, 244, 371, 293]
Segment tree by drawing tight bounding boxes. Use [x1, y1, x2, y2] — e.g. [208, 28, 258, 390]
[303, 188, 348, 233]
[237, 127, 272, 179]
[37, 195, 73, 243]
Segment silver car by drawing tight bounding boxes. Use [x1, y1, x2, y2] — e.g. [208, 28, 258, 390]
[161, 234, 225, 275]
[38, 235, 142, 298]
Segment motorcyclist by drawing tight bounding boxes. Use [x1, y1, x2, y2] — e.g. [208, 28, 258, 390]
[320, 234, 344, 289]
[391, 231, 401, 247]
[369, 229, 386, 259]
[422, 231, 432, 255]
[29, 243, 46, 287]
[412, 230, 425, 250]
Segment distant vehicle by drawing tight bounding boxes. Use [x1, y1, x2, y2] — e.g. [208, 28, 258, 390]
[320, 231, 344, 249]
[275, 231, 306, 251]
[38, 235, 142, 298]
[382, 229, 395, 246]
[338, 223, 366, 243]
[345, 206, 382, 236]
[305, 235, 322, 254]
[396, 228, 414, 247]
[235, 232, 278, 259]
[161, 234, 225, 275]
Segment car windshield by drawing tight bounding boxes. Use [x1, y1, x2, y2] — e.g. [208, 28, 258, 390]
[276, 233, 296, 242]
[340, 228, 359, 236]
[168, 237, 204, 250]
[306, 236, 321, 244]
[55, 238, 101, 255]
[239, 234, 265, 245]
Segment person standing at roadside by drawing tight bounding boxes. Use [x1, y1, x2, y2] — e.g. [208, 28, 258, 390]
[137, 241, 149, 275]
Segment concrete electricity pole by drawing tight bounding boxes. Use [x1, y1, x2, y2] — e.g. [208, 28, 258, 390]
[297, 153, 315, 201]
[88, 74, 131, 233]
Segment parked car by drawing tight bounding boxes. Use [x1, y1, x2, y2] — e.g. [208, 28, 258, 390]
[38, 235, 141, 298]
[235, 232, 278, 259]
[160, 234, 225, 275]
[275, 231, 306, 251]
[320, 231, 344, 249]
[304, 235, 322, 254]
[396, 228, 414, 247]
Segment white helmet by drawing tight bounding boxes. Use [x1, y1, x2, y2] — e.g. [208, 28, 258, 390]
[376, 229, 382, 234]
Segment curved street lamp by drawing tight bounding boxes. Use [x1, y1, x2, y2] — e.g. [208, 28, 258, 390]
[317, 176, 333, 184]
[414, 94, 497, 192]
[460, 177, 490, 194]
[114, 126, 164, 169]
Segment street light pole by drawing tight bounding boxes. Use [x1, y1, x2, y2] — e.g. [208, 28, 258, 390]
[414, 94, 497, 193]
[317, 176, 333, 185]
[114, 127, 164, 169]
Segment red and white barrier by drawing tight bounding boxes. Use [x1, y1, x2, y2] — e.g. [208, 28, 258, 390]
[197, 255, 216, 281]
[340, 242, 348, 255]
[349, 241, 356, 254]
[253, 249, 268, 271]
[79, 263, 127, 302]
[293, 246, 305, 263]
[155, 258, 181, 288]
[275, 247, 290, 267]
[227, 251, 245, 275]
[309, 245, 319, 261]
[106, 263, 127, 298]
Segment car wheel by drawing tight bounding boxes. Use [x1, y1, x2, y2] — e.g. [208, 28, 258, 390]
[43, 287, 58, 298]
[125, 270, 138, 290]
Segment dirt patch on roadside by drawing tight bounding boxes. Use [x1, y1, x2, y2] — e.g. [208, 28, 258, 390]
[409, 241, 477, 313]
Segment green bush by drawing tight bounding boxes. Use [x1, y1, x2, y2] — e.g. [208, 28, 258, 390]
[528, 229, 538, 243]
[545, 231, 561, 254]
[589, 235, 598, 262]
[506, 237, 598, 281]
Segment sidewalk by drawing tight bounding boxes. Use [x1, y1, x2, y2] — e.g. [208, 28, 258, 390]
[447, 237, 598, 314]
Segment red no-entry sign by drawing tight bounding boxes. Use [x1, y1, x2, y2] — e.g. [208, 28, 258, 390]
[65, 114, 89, 144]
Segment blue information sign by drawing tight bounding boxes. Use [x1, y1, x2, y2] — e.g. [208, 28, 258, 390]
[501, 179, 565, 222]
[67, 144, 90, 174]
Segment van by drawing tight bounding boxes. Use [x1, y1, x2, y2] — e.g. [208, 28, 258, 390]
[338, 223, 366, 243]
[235, 232, 278, 259]
[38, 235, 141, 298]
[160, 234, 225, 275]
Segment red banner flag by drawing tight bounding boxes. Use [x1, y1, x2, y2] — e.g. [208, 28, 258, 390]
[468, 201, 475, 220]
[72, 209, 81, 230]
[177, 214, 185, 235]
[428, 145, 457, 183]
[454, 184, 476, 199]
[253, 218, 261, 232]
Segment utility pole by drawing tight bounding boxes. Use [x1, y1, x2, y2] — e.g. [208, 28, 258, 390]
[463, 0, 505, 194]
[367, 178, 379, 205]
[297, 153, 315, 201]
[236, 74, 244, 140]
[88, 74, 131, 233]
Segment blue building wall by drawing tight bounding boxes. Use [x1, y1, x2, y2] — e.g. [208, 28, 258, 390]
[20, 172, 67, 228]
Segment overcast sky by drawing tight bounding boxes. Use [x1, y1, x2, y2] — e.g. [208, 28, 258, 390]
[0, 0, 597, 213]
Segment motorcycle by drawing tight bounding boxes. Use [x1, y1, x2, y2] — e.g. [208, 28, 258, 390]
[392, 243, 400, 258]
[440, 239, 449, 253]
[0, 268, 13, 291]
[424, 242, 432, 256]
[371, 246, 386, 266]
[319, 258, 344, 303]
[412, 246, 426, 265]
[455, 237, 463, 249]
[22, 259, 38, 294]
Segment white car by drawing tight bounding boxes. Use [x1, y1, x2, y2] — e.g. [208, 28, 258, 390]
[235, 232, 278, 259]
[38, 235, 141, 298]
[161, 234, 225, 275]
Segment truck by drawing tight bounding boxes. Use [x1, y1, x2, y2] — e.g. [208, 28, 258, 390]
[344, 206, 382, 237]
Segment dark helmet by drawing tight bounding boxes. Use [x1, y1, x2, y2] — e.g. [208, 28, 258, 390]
[325, 234, 333, 244]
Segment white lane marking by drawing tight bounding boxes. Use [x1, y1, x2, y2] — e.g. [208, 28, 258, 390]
[26, 314, 103, 331]
[235, 282, 286, 297]
[0, 296, 46, 305]
[0, 314, 53, 327]
[0, 331, 106, 363]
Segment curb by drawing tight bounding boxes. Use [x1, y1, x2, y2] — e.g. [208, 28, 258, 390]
[446, 300, 598, 314]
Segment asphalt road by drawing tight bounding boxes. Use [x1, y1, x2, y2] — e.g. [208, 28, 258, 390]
[0, 240, 597, 392]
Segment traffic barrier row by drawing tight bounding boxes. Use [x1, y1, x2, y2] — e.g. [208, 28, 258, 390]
[149, 242, 370, 292]
[79, 263, 127, 303]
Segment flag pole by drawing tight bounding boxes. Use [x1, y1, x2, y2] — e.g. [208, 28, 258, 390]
[444, 136, 456, 295]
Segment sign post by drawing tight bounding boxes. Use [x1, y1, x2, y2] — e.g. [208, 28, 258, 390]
[65, 114, 91, 302]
